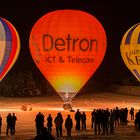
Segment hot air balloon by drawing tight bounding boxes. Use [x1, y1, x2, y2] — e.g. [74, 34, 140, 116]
[29, 10, 107, 109]
[120, 23, 140, 81]
[0, 18, 20, 81]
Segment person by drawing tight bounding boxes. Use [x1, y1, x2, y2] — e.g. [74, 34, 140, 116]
[102, 109, 110, 135]
[124, 108, 128, 125]
[81, 112, 86, 130]
[11, 113, 17, 135]
[94, 109, 102, 135]
[114, 107, 120, 127]
[130, 107, 134, 120]
[75, 109, 81, 130]
[65, 114, 73, 136]
[35, 112, 44, 136]
[54, 112, 63, 137]
[91, 109, 96, 129]
[34, 127, 55, 140]
[0, 115, 2, 136]
[109, 110, 115, 133]
[6, 113, 12, 135]
[135, 110, 140, 130]
[47, 114, 53, 134]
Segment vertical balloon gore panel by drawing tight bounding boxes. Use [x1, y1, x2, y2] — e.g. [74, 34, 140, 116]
[120, 23, 140, 82]
[29, 10, 107, 102]
[0, 18, 20, 81]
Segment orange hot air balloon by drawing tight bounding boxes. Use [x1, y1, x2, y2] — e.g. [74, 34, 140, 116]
[29, 10, 107, 106]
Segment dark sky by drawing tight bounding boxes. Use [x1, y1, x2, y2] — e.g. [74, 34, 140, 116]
[0, 0, 140, 84]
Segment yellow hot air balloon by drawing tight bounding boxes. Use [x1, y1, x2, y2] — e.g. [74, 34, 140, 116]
[120, 23, 140, 81]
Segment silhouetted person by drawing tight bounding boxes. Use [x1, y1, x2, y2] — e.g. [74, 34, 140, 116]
[34, 127, 55, 140]
[119, 108, 123, 125]
[6, 113, 12, 135]
[35, 112, 44, 136]
[81, 112, 86, 130]
[121, 109, 124, 125]
[75, 109, 81, 130]
[0, 115, 2, 136]
[109, 110, 115, 133]
[114, 107, 120, 127]
[65, 114, 73, 137]
[47, 114, 53, 134]
[95, 109, 102, 135]
[54, 113, 63, 137]
[124, 108, 128, 125]
[120, 108, 128, 126]
[11, 113, 17, 135]
[102, 109, 110, 135]
[91, 109, 96, 129]
[130, 107, 134, 120]
[135, 110, 140, 130]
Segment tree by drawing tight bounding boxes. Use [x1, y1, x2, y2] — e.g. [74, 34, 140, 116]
[0, 70, 42, 97]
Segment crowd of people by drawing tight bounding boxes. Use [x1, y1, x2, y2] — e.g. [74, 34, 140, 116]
[34, 106, 138, 139]
[6, 113, 17, 135]
[0, 106, 139, 139]
[90, 107, 129, 135]
[0, 113, 17, 136]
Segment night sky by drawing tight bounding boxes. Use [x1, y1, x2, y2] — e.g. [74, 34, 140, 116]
[0, 0, 140, 86]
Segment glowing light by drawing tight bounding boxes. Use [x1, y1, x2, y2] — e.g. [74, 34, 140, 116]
[0, 18, 20, 81]
[29, 10, 107, 102]
[120, 23, 140, 81]
[35, 107, 64, 111]
[66, 92, 68, 99]
[0, 108, 20, 112]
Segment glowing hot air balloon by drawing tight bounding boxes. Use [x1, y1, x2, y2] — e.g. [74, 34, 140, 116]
[0, 18, 20, 81]
[29, 10, 107, 107]
[120, 23, 140, 81]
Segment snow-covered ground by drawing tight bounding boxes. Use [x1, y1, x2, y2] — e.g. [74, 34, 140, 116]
[0, 110, 140, 140]
[0, 85, 140, 139]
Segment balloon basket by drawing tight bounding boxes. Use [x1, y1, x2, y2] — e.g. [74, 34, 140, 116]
[63, 102, 73, 111]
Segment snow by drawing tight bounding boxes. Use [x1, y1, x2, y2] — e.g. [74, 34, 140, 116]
[0, 85, 140, 139]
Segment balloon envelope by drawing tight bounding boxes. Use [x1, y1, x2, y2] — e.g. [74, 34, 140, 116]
[0, 18, 20, 81]
[120, 23, 140, 81]
[29, 10, 107, 102]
